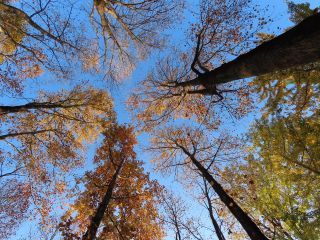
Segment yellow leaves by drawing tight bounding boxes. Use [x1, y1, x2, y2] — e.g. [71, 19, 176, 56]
[0, 5, 26, 63]
[253, 62, 320, 117]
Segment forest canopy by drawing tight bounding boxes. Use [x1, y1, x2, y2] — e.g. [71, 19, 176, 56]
[0, 0, 319, 240]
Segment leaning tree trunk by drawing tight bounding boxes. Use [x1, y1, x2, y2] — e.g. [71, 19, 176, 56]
[82, 157, 125, 240]
[180, 147, 268, 240]
[178, 12, 320, 90]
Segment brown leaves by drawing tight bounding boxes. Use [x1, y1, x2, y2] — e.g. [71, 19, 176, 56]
[0, 179, 31, 239]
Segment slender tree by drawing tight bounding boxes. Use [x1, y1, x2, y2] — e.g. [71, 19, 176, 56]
[60, 125, 164, 240]
[150, 127, 268, 240]
[200, 178, 226, 240]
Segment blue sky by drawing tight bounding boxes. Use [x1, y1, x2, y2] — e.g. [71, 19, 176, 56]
[6, 0, 319, 239]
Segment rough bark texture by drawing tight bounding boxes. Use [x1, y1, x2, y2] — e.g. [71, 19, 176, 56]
[179, 12, 320, 89]
[82, 158, 125, 240]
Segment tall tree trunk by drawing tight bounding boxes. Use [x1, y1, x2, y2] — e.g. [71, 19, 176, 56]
[202, 178, 226, 240]
[0, 129, 53, 140]
[178, 145, 268, 240]
[82, 157, 125, 240]
[178, 12, 320, 90]
[0, 102, 85, 115]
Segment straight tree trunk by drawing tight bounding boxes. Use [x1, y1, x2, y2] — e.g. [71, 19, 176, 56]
[0, 129, 53, 140]
[202, 178, 226, 240]
[82, 157, 125, 240]
[178, 12, 320, 90]
[178, 145, 268, 240]
[0, 102, 85, 115]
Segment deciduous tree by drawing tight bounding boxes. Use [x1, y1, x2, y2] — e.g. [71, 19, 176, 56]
[59, 125, 164, 240]
[149, 126, 267, 240]
[0, 86, 114, 235]
[129, 2, 320, 130]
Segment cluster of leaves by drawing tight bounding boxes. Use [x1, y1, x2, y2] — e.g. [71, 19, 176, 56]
[252, 62, 320, 117]
[59, 125, 164, 239]
[0, 87, 115, 234]
[222, 117, 320, 238]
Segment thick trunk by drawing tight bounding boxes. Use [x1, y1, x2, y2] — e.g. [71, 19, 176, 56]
[82, 157, 125, 240]
[178, 12, 320, 90]
[180, 148, 267, 240]
[203, 179, 226, 240]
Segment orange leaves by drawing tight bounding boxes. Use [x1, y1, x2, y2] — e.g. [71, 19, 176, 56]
[60, 124, 164, 239]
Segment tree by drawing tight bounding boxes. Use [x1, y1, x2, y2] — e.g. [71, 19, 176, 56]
[0, 0, 183, 93]
[199, 178, 226, 240]
[129, 0, 258, 129]
[0, 86, 114, 235]
[129, 3, 320, 129]
[173, 12, 320, 91]
[287, 1, 318, 24]
[0, 0, 88, 93]
[59, 125, 164, 240]
[90, 0, 184, 81]
[0, 178, 31, 239]
[149, 126, 268, 240]
[160, 190, 206, 240]
[0, 0, 25, 64]
[221, 51, 320, 238]
[222, 120, 320, 239]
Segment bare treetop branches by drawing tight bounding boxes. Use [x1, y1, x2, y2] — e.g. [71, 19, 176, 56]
[0, 0, 89, 92]
[90, 0, 184, 81]
[0, 0, 183, 93]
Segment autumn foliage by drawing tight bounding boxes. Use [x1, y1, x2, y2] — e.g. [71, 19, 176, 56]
[0, 1, 320, 240]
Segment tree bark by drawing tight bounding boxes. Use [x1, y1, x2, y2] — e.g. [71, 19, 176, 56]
[178, 145, 268, 240]
[0, 129, 53, 140]
[178, 12, 320, 90]
[202, 178, 226, 240]
[82, 157, 125, 240]
[0, 102, 85, 115]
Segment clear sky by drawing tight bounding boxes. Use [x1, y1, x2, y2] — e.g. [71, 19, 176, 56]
[7, 0, 319, 239]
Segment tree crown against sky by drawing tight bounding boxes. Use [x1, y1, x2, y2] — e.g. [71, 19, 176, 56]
[0, 1, 320, 240]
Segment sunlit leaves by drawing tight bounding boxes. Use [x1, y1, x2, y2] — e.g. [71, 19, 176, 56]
[0, 87, 114, 233]
[252, 62, 320, 117]
[60, 125, 164, 239]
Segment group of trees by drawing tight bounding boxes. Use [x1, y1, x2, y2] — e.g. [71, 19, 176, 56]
[0, 0, 319, 239]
